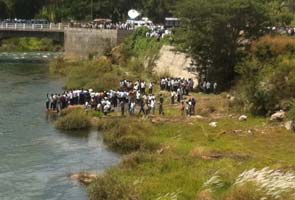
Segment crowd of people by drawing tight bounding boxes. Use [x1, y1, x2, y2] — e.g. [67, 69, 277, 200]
[199, 81, 218, 94]
[45, 77, 200, 117]
[70, 21, 135, 30]
[46, 79, 163, 116]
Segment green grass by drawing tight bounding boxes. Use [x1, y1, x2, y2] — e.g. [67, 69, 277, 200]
[55, 107, 91, 130]
[88, 93, 295, 200]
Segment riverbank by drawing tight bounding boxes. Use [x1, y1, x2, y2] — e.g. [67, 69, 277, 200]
[50, 28, 295, 200]
[55, 92, 295, 200]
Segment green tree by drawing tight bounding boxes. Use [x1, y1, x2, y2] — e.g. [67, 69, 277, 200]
[176, 0, 271, 89]
[0, 0, 9, 19]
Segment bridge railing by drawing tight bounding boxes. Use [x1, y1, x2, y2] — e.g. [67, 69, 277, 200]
[0, 23, 69, 31]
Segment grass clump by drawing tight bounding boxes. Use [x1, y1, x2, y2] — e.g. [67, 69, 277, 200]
[55, 108, 91, 130]
[102, 118, 159, 153]
[88, 173, 137, 200]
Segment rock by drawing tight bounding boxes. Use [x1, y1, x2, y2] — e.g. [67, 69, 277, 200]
[70, 172, 98, 185]
[233, 129, 243, 134]
[285, 121, 295, 132]
[191, 115, 204, 119]
[209, 122, 218, 128]
[270, 110, 286, 121]
[239, 115, 248, 121]
[229, 96, 235, 102]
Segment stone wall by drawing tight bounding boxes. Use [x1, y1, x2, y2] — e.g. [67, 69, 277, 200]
[64, 29, 132, 59]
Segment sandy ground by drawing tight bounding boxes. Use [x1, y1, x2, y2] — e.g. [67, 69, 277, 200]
[154, 45, 199, 85]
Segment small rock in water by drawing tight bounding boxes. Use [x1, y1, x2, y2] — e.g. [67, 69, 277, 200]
[209, 122, 218, 128]
[239, 115, 248, 121]
[70, 172, 98, 185]
[270, 110, 285, 121]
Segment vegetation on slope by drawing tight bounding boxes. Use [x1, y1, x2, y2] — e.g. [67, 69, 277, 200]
[0, 38, 62, 52]
[50, 27, 168, 90]
[234, 35, 295, 116]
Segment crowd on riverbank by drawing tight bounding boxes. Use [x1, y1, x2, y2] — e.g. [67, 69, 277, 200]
[46, 77, 199, 116]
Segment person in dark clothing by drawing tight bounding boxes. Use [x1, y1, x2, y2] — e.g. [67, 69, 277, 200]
[159, 94, 164, 115]
[120, 100, 125, 116]
[139, 98, 145, 115]
[46, 94, 50, 110]
[191, 98, 196, 115]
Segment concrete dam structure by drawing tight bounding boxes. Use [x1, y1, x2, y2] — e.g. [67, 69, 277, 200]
[0, 23, 132, 59]
[64, 29, 131, 59]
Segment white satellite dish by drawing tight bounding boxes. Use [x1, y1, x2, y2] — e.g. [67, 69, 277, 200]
[128, 9, 140, 20]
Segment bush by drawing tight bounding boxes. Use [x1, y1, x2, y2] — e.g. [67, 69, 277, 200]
[102, 118, 158, 153]
[287, 101, 295, 121]
[251, 35, 295, 62]
[88, 174, 137, 200]
[235, 35, 295, 115]
[55, 108, 91, 130]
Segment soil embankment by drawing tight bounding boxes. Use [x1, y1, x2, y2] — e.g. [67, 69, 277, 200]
[154, 45, 198, 84]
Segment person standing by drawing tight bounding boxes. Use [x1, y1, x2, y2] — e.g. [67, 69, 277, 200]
[180, 101, 185, 116]
[213, 82, 218, 94]
[159, 94, 164, 115]
[46, 94, 50, 111]
[149, 82, 153, 94]
[120, 100, 125, 116]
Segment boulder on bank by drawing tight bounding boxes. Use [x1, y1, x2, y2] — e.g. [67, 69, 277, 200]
[239, 115, 248, 121]
[270, 110, 286, 121]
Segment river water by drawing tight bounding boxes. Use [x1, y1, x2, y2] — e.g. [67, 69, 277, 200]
[0, 53, 120, 200]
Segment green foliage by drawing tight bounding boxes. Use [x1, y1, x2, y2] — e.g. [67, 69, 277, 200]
[236, 35, 295, 115]
[175, 0, 271, 89]
[63, 58, 127, 91]
[123, 27, 167, 60]
[0, 38, 62, 52]
[0, 0, 9, 18]
[55, 108, 91, 130]
[287, 101, 295, 120]
[102, 118, 159, 153]
[88, 173, 137, 200]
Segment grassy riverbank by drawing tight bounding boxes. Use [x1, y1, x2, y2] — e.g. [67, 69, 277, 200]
[0, 38, 63, 52]
[91, 94, 295, 200]
[51, 28, 295, 199]
[55, 92, 295, 200]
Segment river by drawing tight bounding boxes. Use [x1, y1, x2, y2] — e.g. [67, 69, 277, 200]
[0, 52, 120, 200]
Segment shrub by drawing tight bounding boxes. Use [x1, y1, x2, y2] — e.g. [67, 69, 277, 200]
[88, 174, 137, 200]
[102, 118, 158, 153]
[235, 36, 295, 115]
[287, 101, 295, 121]
[251, 35, 295, 62]
[55, 108, 91, 130]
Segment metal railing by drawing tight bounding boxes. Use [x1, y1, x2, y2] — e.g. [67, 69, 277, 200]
[0, 23, 69, 31]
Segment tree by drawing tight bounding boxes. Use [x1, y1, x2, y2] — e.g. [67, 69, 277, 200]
[0, 0, 9, 19]
[176, 0, 271, 89]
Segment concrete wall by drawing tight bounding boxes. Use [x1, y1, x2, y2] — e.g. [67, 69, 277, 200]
[64, 28, 132, 59]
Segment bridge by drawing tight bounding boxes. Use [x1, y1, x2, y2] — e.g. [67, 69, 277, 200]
[0, 23, 132, 59]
